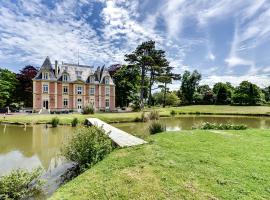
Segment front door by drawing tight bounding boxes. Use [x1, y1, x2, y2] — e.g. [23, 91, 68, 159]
[43, 100, 49, 109]
[77, 98, 82, 112]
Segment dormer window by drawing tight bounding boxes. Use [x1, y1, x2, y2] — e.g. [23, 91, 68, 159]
[105, 77, 109, 85]
[43, 72, 49, 80]
[89, 76, 95, 83]
[76, 71, 82, 79]
[63, 74, 68, 82]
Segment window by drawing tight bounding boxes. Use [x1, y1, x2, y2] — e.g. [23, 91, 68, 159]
[77, 86, 82, 94]
[105, 99, 110, 107]
[105, 77, 109, 84]
[63, 86, 68, 94]
[89, 76, 95, 83]
[106, 87, 110, 96]
[89, 86, 95, 96]
[77, 98, 82, 103]
[43, 84, 48, 93]
[43, 72, 49, 80]
[76, 71, 82, 79]
[63, 74, 68, 82]
[63, 98, 68, 107]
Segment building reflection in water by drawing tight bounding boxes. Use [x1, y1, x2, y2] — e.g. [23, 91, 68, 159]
[0, 124, 74, 174]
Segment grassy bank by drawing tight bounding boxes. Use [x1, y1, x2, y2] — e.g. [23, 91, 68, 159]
[50, 129, 270, 199]
[1, 105, 270, 125]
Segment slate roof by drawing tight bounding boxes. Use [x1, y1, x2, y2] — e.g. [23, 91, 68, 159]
[34, 57, 114, 85]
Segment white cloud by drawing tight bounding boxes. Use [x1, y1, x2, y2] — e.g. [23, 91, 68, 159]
[206, 52, 215, 61]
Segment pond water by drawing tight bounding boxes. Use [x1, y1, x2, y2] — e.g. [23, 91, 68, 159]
[1, 115, 270, 198]
[113, 115, 270, 138]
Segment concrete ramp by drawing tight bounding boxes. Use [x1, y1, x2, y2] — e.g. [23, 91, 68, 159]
[87, 118, 147, 147]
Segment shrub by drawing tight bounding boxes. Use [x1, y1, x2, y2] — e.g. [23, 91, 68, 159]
[148, 110, 159, 120]
[0, 168, 44, 200]
[149, 121, 166, 134]
[197, 122, 247, 130]
[141, 112, 149, 122]
[71, 118, 79, 127]
[82, 104, 95, 114]
[170, 110, 177, 117]
[51, 117, 59, 127]
[61, 126, 113, 171]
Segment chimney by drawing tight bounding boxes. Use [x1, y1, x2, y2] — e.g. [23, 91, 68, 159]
[55, 60, 58, 78]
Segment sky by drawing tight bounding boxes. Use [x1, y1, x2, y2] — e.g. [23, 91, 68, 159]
[1, 0, 270, 89]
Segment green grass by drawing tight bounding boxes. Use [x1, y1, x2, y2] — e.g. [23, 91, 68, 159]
[2, 105, 270, 125]
[50, 129, 270, 200]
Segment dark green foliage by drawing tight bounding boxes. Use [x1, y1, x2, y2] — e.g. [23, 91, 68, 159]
[71, 118, 79, 127]
[170, 110, 177, 116]
[232, 81, 262, 105]
[149, 121, 166, 134]
[197, 122, 247, 130]
[15, 66, 38, 107]
[181, 70, 201, 104]
[61, 127, 113, 171]
[194, 85, 214, 104]
[213, 82, 233, 104]
[113, 65, 141, 108]
[0, 68, 18, 107]
[82, 104, 95, 114]
[148, 110, 160, 120]
[0, 168, 44, 200]
[51, 117, 59, 127]
[153, 91, 180, 106]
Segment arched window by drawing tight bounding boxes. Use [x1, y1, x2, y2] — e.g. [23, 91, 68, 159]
[105, 77, 109, 85]
[89, 76, 95, 83]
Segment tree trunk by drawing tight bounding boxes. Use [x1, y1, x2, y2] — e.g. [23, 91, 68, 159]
[148, 72, 154, 106]
[163, 82, 167, 108]
[140, 66, 145, 109]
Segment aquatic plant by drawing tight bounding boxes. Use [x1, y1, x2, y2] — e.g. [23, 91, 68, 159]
[149, 121, 166, 134]
[170, 110, 177, 117]
[197, 122, 247, 130]
[82, 104, 95, 114]
[148, 110, 160, 120]
[51, 117, 60, 127]
[71, 117, 79, 127]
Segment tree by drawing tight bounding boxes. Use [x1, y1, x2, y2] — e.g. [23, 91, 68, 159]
[158, 65, 181, 107]
[153, 90, 180, 106]
[0, 68, 18, 107]
[195, 85, 214, 104]
[113, 65, 140, 108]
[213, 82, 233, 104]
[180, 70, 201, 104]
[15, 66, 38, 107]
[232, 81, 262, 105]
[125, 40, 172, 108]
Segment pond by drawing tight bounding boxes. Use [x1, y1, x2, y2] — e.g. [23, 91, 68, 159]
[113, 115, 270, 138]
[1, 115, 270, 198]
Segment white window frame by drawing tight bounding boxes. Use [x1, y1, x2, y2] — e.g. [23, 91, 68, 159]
[105, 77, 109, 85]
[77, 86, 82, 95]
[76, 71, 82, 79]
[89, 86, 95, 96]
[77, 98, 82, 103]
[63, 98, 68, 107]
[63, 74, 68, 82]
[63, 86, 68, 94]
[90, 76, 95, 83]
[43, 84, 49, 93]
[43, 72, 49, 80]
[105, 99, 110, 108]
[105, 87, 110, 96]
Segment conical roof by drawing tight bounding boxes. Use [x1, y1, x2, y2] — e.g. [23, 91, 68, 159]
[40, 56, 53, 70]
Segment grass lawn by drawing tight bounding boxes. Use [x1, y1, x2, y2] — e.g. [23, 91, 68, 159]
[50, 129, 270, 200]
[2, 105, 270, 125]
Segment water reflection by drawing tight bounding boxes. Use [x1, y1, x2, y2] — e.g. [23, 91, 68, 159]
[114, 115, 270, 138]
[0, 124, 74, 175]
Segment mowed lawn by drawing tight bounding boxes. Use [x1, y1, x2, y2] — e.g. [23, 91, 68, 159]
[2, 105, 270, 125]
[50, 129, 270, 200]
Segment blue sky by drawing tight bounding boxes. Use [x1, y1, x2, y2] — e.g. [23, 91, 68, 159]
[1, 0, 270, 88]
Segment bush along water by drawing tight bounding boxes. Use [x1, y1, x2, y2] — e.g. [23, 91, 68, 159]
[82, 104, 95, 114]
[148, 110, 160, 120]
[61, 126, 113, 171]
[149, 121, 166, 134]
[71, 118, 79, 127]
[195, 122, 247, 130]
[170, 110, 177, 117]
[0, 167, 44, 200]
[51, 117, 60, 127]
